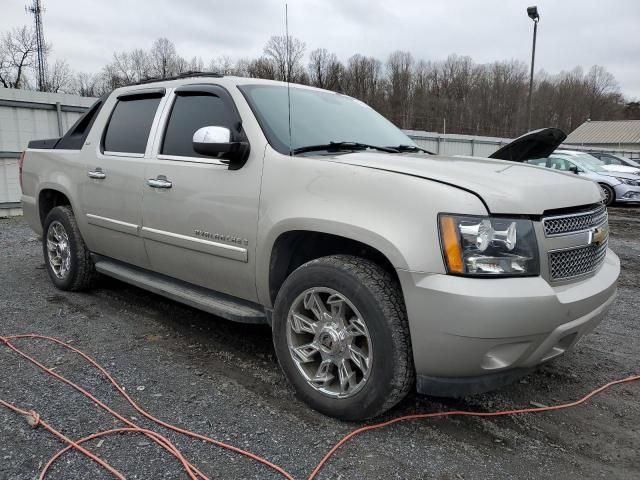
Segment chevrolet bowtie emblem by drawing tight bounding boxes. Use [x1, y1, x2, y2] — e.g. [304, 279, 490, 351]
[591, 226, 608, 246]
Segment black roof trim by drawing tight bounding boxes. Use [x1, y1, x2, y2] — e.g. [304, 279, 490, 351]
[117, 87, 166, 100]
[131, 71, 224, 86]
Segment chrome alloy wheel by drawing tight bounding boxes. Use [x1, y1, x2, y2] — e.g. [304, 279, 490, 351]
[46, 220, 71, 279]
[286, 287, 373, 399]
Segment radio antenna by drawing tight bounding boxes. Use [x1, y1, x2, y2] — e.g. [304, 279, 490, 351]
[285, 3, 292, 156]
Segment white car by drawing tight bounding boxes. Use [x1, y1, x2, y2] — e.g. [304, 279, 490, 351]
[553, 150, 639, 175]
[589, 152, 640, 176]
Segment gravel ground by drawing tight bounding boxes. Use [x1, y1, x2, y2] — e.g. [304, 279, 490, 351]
[1, 207, 639, 480]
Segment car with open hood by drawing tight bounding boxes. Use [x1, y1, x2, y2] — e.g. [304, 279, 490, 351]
[19, 75, 619, 420]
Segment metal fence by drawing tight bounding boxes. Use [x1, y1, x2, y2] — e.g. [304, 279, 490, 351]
[404, 129, 640, 160]
[0, 88, 96, 216]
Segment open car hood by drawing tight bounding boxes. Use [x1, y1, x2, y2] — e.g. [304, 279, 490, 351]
[489, 128, 567, 162]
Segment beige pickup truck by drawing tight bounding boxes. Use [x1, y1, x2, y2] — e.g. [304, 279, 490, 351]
[20, 73, 619, 420]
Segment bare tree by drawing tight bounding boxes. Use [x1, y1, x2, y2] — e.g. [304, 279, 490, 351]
[149, 38, 178, 78]
[263, 35, 306, 82]
[585, 65, 621, 119]
[129, 48, 152, 80]
[386, 51, 414, 127]
[233, 58, 251, 77]
[0, 26, 37, 88]
[343, 54, 384, 109]
[73, 72, 103, 97]
[247, 56, 277, 80]
[186, 56, 204, 73]
[43, 58, 73, 93]
[308, 48, 343, 90]
[209, 55, 246, 76]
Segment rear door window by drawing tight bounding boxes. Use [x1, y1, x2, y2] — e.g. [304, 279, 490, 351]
[103, 96, 162, 155]
[161, 94, 236, 158]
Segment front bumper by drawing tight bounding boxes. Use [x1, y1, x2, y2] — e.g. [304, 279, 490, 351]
[397, 249, 619, 396]
[614, 183, 640, 202]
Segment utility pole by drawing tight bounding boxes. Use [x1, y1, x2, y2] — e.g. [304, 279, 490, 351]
[26, 0, 47, 91]
[526, 6, 540, 132]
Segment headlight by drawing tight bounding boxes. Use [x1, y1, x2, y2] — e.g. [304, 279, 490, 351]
[615, 177, 640, 186]
[439, 214, 539, 276]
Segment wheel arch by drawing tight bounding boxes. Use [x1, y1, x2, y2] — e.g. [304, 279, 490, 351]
[38, 187, 74, 227]
[264, 222, 407, 307]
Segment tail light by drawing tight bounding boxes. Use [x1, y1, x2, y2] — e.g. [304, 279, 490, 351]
[18, 151, 25, 192]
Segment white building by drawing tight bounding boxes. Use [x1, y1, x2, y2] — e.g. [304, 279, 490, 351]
[0, 88, 96, 216]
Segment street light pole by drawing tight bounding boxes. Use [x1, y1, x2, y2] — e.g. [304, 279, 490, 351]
[527, 6, 540, 132]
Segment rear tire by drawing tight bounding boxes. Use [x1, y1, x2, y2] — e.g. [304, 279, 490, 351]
[599, 183, 615, 206]
[273, 254, 414, 421]
[43, 206, 98, 291]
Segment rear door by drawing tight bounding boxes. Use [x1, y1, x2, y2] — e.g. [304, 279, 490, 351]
[80, 89, 166, 268]
[141, 84, 263, 302]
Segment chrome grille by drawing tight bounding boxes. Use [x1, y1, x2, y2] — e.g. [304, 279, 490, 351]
[543, 205, 607, 236]
[548, 238, 608, 281]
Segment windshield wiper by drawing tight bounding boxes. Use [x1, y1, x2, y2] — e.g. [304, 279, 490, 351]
[386, 144, 434, 154]
[292, 142, 400, 155]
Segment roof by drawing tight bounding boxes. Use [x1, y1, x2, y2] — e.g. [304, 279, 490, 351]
[553, 150, 594, 156]
[565, 120, 640, 145]
[114, 74, 333, 98]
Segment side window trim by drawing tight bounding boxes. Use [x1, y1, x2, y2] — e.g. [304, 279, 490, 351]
[156, 153, 229, 165]
[152, 84, 247, 166]
[101, 89, 166, 158]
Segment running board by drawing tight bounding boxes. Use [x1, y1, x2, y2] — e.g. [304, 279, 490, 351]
[93, 256, 267, 324]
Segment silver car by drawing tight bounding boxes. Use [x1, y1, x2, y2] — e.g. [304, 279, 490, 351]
[590, 152, 640, 175]
[526, 150, 640, 205]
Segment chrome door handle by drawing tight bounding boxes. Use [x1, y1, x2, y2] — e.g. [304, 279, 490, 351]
[87, 168, 106, 179]
[147, 176, 172, 189]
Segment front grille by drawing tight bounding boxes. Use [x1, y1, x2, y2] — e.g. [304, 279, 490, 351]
[543, 205, 607, 236]
[548, 240, 608, 281]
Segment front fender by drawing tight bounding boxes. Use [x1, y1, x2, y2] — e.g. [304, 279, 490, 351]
[255, 150, 487, 306]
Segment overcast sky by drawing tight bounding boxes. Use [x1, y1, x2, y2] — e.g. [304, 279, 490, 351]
[3, 0, 640, 98]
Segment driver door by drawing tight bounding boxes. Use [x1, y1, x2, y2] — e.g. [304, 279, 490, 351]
[141, 85, 263, 303]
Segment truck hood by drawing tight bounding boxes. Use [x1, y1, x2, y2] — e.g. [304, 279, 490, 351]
[328, 152, 602, 215]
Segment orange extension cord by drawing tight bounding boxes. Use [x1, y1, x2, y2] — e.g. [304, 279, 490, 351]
[1, 334, 638, 480]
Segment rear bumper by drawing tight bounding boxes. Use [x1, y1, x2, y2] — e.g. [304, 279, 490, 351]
[397, 249, 619, 396]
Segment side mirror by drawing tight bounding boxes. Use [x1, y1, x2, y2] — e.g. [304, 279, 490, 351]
[192, 126, 249, 164]
[569, 165, 580, 174]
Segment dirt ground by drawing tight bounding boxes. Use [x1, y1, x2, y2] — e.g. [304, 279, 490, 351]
[1, 207, 639, 479]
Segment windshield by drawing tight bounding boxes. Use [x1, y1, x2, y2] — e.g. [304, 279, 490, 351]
[239, 84, 415, 155]
[614, 155, 640, 168]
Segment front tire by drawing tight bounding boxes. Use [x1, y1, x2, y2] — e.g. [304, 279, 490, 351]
[43, 205, 97, 291]
[599, 183, 615, 206]
[273, 255, 414, 421]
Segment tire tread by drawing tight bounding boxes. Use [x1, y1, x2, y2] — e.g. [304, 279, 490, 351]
[294, 254, 415, 418]
[44, 206, 98, 291]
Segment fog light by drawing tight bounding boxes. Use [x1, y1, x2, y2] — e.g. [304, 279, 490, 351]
[622, 191, 640, 200]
